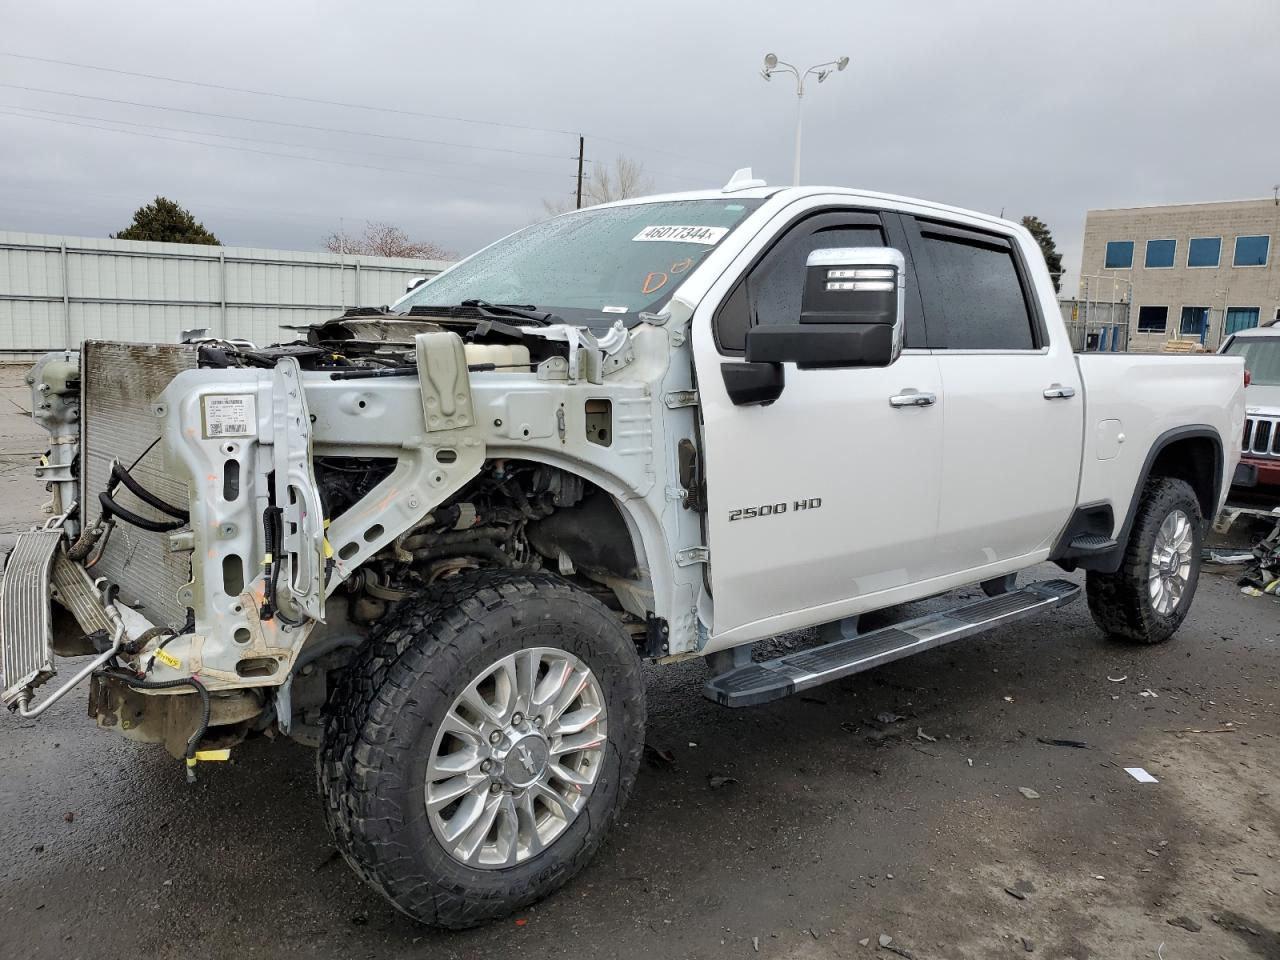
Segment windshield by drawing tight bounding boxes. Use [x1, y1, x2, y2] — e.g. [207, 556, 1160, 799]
[396, 198, 764, 330]
[1226, 336, 1280, 386]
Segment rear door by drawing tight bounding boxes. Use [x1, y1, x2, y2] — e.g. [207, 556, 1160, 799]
[903, 216, 1083, 574]
[692, 202, 944, 640]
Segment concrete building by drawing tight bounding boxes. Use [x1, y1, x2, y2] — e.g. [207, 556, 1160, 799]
[1078, 198, 1280, 352]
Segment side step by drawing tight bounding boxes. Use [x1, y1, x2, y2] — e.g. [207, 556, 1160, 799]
[703, 579, 1080, 708]
[1067, 534, 1118, 555]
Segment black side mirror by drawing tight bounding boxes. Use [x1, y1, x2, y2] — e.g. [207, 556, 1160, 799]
[745, 247, 905, 370]
[720, 361, 784, 406]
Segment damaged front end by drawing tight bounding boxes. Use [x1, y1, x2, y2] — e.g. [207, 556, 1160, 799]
[1, 308, 691, 779]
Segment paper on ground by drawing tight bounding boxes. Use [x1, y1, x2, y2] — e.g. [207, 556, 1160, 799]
[1124, 767, 1159, 783]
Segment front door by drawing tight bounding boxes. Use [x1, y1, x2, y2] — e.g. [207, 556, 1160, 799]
[692, 204, 943, 641]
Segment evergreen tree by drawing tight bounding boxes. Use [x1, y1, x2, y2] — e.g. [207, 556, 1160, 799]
[112, 197, 219, 245]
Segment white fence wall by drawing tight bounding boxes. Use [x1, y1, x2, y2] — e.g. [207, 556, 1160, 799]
[0, 231, 452, 358]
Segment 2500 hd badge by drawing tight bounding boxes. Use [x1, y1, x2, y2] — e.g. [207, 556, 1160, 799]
[728, 497, 823, 521]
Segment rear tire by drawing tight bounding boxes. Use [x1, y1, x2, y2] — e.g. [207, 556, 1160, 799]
[1086, 477, 1202, 644]
[318, 570, 645, 928]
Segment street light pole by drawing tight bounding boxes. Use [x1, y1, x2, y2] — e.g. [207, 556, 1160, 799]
[760, 53, 850, 186]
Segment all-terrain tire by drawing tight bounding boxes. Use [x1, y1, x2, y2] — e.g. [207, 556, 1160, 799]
[317, 569, 645, 928]
[1086, 477, 1203, 644]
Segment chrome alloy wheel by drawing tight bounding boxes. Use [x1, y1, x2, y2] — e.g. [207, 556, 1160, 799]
[425, 647, 607, 869]
[1149, 508, 1193, 616]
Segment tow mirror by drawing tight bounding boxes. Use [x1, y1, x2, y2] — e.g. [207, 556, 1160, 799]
[744, 247, 904, 370]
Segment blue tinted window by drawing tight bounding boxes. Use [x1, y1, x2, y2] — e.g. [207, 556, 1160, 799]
[1104, 240, 1133, 269]
[1145, 239, 1176, 268]
[1187, 236, 1221, 267]
[1234, 235, 1270, 266]
[1225, 307, 1260, 335]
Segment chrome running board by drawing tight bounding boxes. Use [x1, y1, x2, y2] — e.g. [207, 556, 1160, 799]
[703, 579, 1081, 708]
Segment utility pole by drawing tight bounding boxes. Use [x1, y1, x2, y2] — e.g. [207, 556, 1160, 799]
[576, 136, 585, 210]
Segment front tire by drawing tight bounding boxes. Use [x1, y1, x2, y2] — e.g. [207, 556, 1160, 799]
[318, 570, 645, 928]
[1086, 477, 1202, 644]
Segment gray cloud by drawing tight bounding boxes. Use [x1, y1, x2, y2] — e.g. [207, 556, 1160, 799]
[2, 0, 1276, 290]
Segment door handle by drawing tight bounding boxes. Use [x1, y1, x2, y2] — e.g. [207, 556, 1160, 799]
[889, 391, 937, 408]
[1043, 384, 1076, 400]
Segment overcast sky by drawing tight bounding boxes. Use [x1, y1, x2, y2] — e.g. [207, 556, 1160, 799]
[2, 0, 1277, 291]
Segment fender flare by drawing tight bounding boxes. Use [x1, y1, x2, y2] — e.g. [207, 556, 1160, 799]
[1054, 424, 1223, 574]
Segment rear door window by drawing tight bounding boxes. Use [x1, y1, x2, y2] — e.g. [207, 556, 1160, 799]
[910, 220, 1039, 350]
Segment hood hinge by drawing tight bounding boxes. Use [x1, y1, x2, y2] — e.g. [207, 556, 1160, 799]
[675, 546, 710, 566]
[664, 389, 699, 409]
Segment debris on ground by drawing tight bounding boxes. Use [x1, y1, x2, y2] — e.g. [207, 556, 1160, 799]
[1231, 515, 1280, 596]
[1166, 916, 1202, 933]
[859, 937, 870, 947]
[874, 712, 905, 726]
[1202, 549, 1253, 565]
[1021, 935, 1035, 952]
[1004, 886, 1027, 900]
[1139, 688, 1159, 698]
[1018, 787, 1041, 799]
[916, 727, 937, 743]
[1036, 737, 1088, 749]
[1210, 913, 1261, 936]
[643, 743, 676, 767]
[752, 936, 759, 952]
[878, 938, 915, 959]
[707, 775, 739, 790]
[62, 812, 74, 823]
[1124, 767, 1159, 784]
[1107, 674, 1128, 682]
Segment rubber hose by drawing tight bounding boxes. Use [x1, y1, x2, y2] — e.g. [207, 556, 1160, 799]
[98, 492, 186, 533]
[110, 462, 189, 521]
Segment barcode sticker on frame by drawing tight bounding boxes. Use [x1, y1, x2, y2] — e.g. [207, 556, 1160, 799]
[201, 394, 257, 439]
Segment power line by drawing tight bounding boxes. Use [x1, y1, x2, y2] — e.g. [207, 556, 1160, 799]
[0, 50, 727, 177]
[0, 83, 574, 162]
[0, 50, 581, 138]
[1, 103, 571, 181]
[0, 110, 544, 191]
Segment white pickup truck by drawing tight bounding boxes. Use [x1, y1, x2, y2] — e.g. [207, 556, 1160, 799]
[2, 171, 1245, 927]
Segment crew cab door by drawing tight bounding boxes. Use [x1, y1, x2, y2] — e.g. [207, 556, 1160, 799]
[902, 215, 1083, 573]
[691, 203, 943, 640]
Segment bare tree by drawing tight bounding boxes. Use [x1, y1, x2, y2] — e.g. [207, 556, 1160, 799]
[321, 221, 453, 260]
[544, 154, 655, 215]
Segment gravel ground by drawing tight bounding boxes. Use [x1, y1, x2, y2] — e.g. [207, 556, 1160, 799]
[0, 364, 1276, 960]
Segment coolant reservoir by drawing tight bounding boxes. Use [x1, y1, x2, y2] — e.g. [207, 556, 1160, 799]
[463, 342, 531, 371]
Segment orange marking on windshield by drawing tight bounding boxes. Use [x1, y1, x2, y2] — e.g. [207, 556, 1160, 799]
[642, 271, 669, 295]
[670, 257, 694, 275]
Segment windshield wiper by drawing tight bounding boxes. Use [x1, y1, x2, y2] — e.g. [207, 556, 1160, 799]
[458, 300, 560, 326]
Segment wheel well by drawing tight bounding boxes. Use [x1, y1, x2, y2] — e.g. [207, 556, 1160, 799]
[339, 458, 651, 630]
[1147, 434, 1221, 522]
